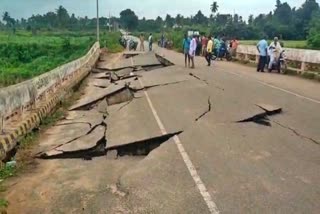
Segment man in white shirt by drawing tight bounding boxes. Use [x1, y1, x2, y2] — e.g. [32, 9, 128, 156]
[148, 33, 153, 51]
[268, 37, 282, 72]
[189, 35, 197, 68]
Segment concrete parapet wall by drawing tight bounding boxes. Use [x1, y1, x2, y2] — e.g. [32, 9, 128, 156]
[0, 42, 100, 162]
[0, 42, 100, 123]
[236, 45, 320, 73]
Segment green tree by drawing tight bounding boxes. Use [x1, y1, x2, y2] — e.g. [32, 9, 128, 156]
[2, 11, 16, 33]
[120, 9, 138, 30]
[193, 10, 207, 25]
[155, 16, 163, 25]
[307, 11, 320, 48]
[56, 6, 70, 28]
[210, 1, 219, 15]
[248, 15, 254, 25]
[165, 14, 174, 28]
[296, 0, 320, 37]
[175, 14, 183, 26]
[274, 2, 292, 25]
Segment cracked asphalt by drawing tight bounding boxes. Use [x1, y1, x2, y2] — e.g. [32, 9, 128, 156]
[4, 47, 320, 214]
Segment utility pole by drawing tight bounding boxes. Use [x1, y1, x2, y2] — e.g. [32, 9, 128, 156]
[96, 0, 100, 41]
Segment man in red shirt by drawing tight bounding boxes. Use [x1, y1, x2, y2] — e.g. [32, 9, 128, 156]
[201, 35, 208, 56]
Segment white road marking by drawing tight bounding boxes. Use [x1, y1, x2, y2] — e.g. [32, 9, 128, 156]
[139, 78, 220, 214]
[224, 70, 320, 104]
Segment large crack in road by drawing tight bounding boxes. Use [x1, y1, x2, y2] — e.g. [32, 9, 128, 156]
[195, 97, 212, 122]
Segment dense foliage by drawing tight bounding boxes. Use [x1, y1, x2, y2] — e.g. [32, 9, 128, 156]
[1, 0, 319, 48]
[134, 0, 320, 49]
[0, 30, 124, 87]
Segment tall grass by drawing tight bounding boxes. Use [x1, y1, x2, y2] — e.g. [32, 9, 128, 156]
[0, 30, 124, 87]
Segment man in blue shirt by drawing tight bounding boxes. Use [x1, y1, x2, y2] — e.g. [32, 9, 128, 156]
[257, 37, 268, 72]
[182, 34, 191, 67]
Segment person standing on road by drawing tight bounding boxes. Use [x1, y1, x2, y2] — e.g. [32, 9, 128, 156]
[189, 35, 197, 69]
[140, 33, 145, 51]
[230, 38, 239, 57]
[148, 33, 153, 51]
[182, 34, 191, 68]
[213, 36, 220, 58]
[161, 33, 165, 48]
[205, 35, 214, 66]
[256, 37, 268, 72]
[268, 37, 282, 72]
[201, 35, 208, 56]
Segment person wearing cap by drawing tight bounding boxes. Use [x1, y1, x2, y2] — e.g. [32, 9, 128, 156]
[268, 37, 282, 72]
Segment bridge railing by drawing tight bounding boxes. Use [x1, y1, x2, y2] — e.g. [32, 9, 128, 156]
[236, 45, 320, 73]
[0, 42, 100, 133]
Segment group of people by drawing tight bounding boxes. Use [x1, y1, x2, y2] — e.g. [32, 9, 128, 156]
[257, 36, 283, 72]
[182, 34, 239, 68]
[139, 33, 153, 52]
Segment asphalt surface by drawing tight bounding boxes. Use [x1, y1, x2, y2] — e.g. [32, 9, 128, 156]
[4, 47, 320, 214]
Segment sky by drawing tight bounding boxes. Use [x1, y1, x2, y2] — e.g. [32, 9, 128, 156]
[0, 0, 310, 20]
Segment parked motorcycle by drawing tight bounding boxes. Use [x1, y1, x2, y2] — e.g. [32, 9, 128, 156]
[119, 36, 127, 48]
[128, 39, 138, 51]
[213, 47, 232, 61]
[269, 50, 287, 73]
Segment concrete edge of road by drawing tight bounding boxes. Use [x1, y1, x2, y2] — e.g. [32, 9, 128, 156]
[0, 53, 100, 166]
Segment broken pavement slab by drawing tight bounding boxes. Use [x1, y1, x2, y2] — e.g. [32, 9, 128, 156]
[55, 125, 106, 152]
[39, 124, 106, 158]
[91, 72, 110, 79]
[115, 68, 134, 78]
[106, 95, 161, 149]
[69, 83, 130, 110]
[87, 78, 110, 88]
[57, 110, 105, 128]
[34, 123, 92, 155]
[235, 105, 268, 123]
[98, 52, 162, 70]
[131, 52, 162, 67]
[91, 68, 108, 73]
[256, 103, 282, 115]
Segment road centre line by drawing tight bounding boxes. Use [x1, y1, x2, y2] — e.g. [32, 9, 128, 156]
[139, 78, 219, 214]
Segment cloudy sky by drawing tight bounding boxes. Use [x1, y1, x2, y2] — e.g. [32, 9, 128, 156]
[0, 0, 309, 20]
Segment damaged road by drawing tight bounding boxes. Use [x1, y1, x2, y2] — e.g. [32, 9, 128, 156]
[5, 48, 320, 214]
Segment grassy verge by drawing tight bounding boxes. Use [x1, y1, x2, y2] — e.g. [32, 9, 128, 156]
[0, 31, 95, 87]
[100, 31, 124, 53]
[0, 30, 123, 87]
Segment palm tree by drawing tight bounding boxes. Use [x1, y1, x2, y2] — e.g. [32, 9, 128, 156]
[2, 12, 11, 25]
[210, 1, 219, 14]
